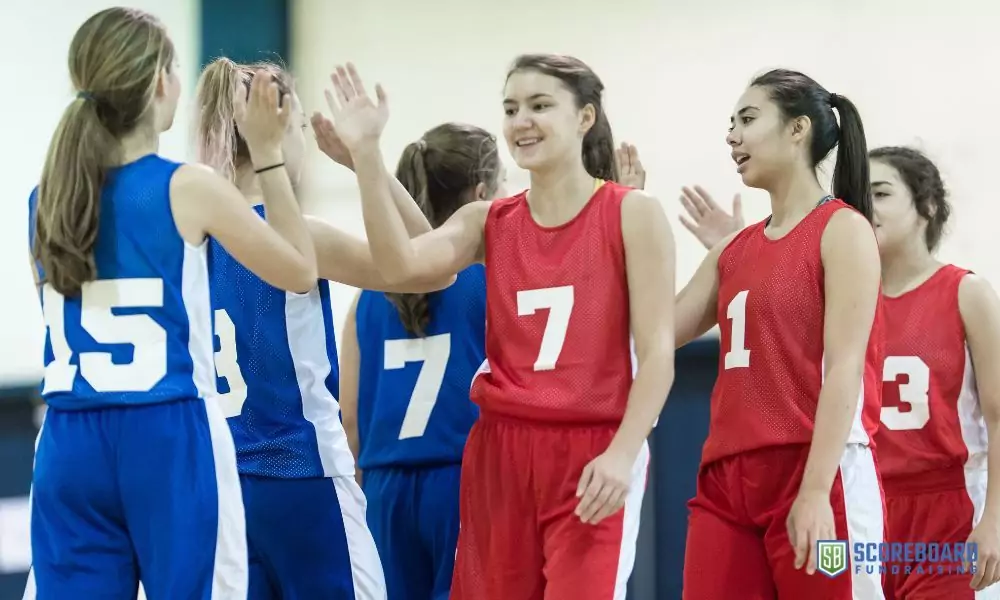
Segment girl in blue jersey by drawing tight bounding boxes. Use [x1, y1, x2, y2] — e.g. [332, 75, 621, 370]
[193, 60, 456, 600]
[26, 8, 318, 600]
[337, 123, 506, 600]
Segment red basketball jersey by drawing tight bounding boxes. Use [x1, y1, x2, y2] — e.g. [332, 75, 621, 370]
[876, 264, 988, 486]
[700, 199, 885, 466]
[469, 181, 634, 425]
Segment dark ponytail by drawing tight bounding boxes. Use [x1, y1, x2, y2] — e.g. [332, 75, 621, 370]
[385, 124, 501, 337]
[829, 94, 872, 222]
[583, 107, 618, 182]
[751, 69, 872, 223]
[508, 54, 618, 182]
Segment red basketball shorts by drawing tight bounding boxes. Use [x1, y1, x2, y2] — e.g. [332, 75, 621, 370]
[883, 468, 985, 600]
[450, 414, 649, 600]
[682, 443, 885, 599]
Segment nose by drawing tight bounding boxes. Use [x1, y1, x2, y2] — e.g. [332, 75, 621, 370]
[511, 109, 533, 131]
[726, 129, 739, 147]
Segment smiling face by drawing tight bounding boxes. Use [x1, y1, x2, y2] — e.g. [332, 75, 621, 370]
[726, 85, 809, 191]
[501, 69, 594, 174]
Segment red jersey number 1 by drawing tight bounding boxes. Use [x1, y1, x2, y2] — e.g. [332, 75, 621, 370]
[724, 290, 751, 370]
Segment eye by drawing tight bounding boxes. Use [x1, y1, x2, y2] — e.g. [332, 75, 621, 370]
[503, 107, 516, 116]
[873, 191, 889, 198]
[532, 102, 551, 111]
[741, 116, 753, 125]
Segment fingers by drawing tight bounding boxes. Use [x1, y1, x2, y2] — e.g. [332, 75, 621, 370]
[732, 192, 743, 217]
[330, 70, 350, 107]
[805, 528, 818, 575]
[788, 516, 806, 570]
[679, 189, 705, 220]
[346, 62, 368, 98]
[692, 185, 720, 210]
[375, 83, 388, 108]
[628, 144, 641, 171]
[576, 462, 594, 498]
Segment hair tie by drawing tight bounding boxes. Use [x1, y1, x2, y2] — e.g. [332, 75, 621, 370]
[77, 91, 95, 102]
[416, 139, 427, 152]
[829, 93, 841, 109]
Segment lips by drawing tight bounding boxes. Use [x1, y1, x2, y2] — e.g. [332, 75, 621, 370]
[516, 138, 541, 147]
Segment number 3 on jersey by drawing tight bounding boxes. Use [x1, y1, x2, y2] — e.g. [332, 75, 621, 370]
[214, 309, 248, 418]
[881, 356, 931, 431]
[517, 285, 574, 371]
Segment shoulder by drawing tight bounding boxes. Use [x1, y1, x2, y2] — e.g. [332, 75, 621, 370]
[171, 163, 223, 192]
[820, 206, 877, 259]
[620, 189, 669, 233]
[958, 273, 999, 323]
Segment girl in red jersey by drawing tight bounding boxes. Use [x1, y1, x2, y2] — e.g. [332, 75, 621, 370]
[320, 57, 676, 600]
[678, 147, 1000, 597]
[673, 70, 886, 599]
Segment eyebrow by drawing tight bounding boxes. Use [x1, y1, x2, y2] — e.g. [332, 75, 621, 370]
[730, 105, 759, 123]
[502, 93, 553, 105]
[871, 180, 893, 187]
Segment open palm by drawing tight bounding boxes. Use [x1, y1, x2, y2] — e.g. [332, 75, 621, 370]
[323, 63, 389, 151]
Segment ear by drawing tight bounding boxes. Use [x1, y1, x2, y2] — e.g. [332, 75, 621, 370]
[154, 66, 169, 99]
[789, 115, 812, 144]
[474, 181, 488, 201]
[578, 103, 597, 136]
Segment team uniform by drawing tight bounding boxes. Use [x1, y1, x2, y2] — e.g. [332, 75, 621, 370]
[877, 264, 994, 599]
[452, 180, 649, 600]
[25, 155, 247, 599]
[209, 204, 384, 600]
[682, 199, 886, 599]
[355, 265, 486, 600]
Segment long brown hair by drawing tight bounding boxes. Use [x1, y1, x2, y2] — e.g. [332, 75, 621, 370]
[34, 8, 175, 297]
[195, 58, 293, 181]
[386, 123, 500, 336]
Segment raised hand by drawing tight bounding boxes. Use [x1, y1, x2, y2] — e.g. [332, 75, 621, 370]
[616, 142, 646, 190]
[678, 185, 744, 250]
[323, 63, 389, 151]
[233, 69, 291, 161]
[311, 112, 353, 171]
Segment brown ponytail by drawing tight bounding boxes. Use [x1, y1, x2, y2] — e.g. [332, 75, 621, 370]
[34, 8, 173, 297]
[384, 124, 500, 336]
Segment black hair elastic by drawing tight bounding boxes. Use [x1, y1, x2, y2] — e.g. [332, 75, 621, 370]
[254, 162, 285, 175]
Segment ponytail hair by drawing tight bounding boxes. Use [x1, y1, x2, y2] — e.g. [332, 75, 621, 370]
[195, 57, 293, 180]
[507, 54, 618, 182]
[385, 123, 501, 337]
[34, 8, 173, 297]
[751, 69, 872, 222]
[829, 94, 872, 222]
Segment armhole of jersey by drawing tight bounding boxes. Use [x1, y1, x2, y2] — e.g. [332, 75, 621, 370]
[166, 162, 209, 252]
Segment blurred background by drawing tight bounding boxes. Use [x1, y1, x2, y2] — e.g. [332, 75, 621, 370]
[0, 0, 996, 598]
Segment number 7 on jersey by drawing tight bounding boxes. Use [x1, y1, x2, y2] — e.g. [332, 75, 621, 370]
[517, 285, 574, 372]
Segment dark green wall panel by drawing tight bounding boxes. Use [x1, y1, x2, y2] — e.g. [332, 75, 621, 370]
[200, 0, 290, 67]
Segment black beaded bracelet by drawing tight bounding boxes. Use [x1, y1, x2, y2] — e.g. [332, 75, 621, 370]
[254, 162, 285, 174]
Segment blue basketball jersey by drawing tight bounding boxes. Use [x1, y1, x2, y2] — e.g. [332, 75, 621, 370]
[209, 204, 354, 479]
[29, 155, 217, 410]
[355, 265, 486, 469]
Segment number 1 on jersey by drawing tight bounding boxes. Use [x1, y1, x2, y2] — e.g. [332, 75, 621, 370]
[517, 285, 574, 372]
[724, 290, 751, 370]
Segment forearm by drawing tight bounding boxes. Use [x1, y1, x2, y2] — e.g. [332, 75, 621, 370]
[982, 417, 1000, 523]
[253, 149, 317, 267]
[388, 177, 433, 237]
[351, 144, 419, 281]
[609, 346, 674, 459]
[800, 364, 862, 493]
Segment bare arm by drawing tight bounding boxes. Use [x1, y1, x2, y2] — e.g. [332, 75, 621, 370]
[311, 111, 432, 237]
[307, 216, 454, 292]
[609, 191, 676, 458]
[959, 275, 1000, 524]
[340, 291, 363, 484]
[799, 209, 881, 495]
[674, 231, 740, 347]
[353, 143, 487, 283]
[171, 164, 317, 293]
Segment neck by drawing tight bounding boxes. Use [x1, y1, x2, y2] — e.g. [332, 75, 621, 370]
[766, 164, 827, 228]
[526, 158, 596, 226]
[117, 125, 158, 165]
[880, 239, 940, 297]
[235, 164, 264, 206]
